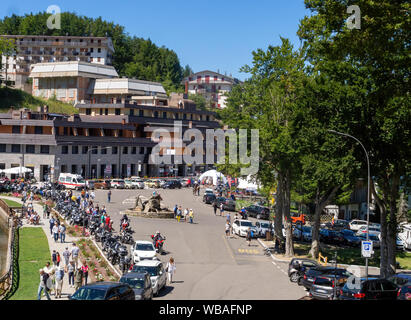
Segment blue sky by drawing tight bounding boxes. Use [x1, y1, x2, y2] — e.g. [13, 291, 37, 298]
[0, 0, 311, 80]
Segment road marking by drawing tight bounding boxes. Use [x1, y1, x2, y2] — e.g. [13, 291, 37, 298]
[222, 235, 237, 263]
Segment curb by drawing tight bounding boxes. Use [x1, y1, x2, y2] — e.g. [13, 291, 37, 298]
[91, 238, 122, 278]
[257, 238, 291, 263]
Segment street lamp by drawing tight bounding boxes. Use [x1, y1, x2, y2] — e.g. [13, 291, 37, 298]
[328, 129, 371, 279]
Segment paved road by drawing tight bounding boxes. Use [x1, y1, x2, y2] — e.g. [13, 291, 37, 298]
[87, 187, 306, 300]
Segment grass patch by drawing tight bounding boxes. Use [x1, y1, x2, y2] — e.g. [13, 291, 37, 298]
[0, 87, 78, 114]
[0, 198, 22, 208]
[9, 228, 50, 300]
[396, 251, 411, 270]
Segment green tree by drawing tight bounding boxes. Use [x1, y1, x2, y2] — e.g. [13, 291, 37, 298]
[0, 37, 17, 87]
[298, 0, 410, 276]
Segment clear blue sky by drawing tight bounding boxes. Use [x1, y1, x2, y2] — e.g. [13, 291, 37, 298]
[0, 0, 311, 80]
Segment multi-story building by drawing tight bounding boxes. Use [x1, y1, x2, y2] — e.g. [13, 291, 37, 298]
[0, 35, 114, 92]
[182, 70, 241, 109]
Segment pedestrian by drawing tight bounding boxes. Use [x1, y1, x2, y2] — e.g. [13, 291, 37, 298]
[63, 247, 71, 266]
[68, 261, 75, 287]
[165, 257, 176, 284]
[176, 206, 182, 223]
[59, 223, 66, 243]
[183, 208, 189, 222]
[107, 190, 111, 203]
[52, 222, 59, 242]
[43, 203, 48, 219]
[52, 250, 57, 267]
[71, 243, 80, 269]
[173, 205, 178, 219]
[81, 261, 89, 286]
[220, 203, 224, 216]
[197, 185, 200, 196]
[37, 269, 51, 300]
[213, 201, 218, 215]
[225, 221, 231, 237]
[226, 212, 231, 224]
[49, 216, 55, 235]
[90, 190, 95, 200]
[74, 267, 83, 291]
[56, 252, 61, 267]
[105, 215, 111, 230]
[55, 265, 64, 299]
[189, 209, 194, 224]
[246, 228, 252, 246]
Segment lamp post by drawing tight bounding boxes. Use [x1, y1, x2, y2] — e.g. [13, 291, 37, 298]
[328, 129, 371, 279]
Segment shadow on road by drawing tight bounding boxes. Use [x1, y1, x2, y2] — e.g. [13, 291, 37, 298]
[158, 285, 175, 297]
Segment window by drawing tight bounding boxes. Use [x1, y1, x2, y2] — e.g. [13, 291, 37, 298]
[92, 147, 98, 154]
[175, 113, 179, 119]
[112, 147, 118, 154]
[101, 148, 107, 155]
[40, 145, 49, 154]
[105, 109, 108, 115]
[100, 109, 103, 115]
[163, 112, 167, 119]
[82, 146, 88, 154]
[85, 108, 91, 115]
[129, 109, 134, 116]
[206, 116, 210, 121]
[139, 110, 144, 117]
[0, 144, 6, 152]
[139, 147, 145, 154]
[131, 147, 136, 154]
[72, 146, 78, 154]
[115, 109, 120, 115]
[90, 48, 94, 53]
[183, 113, 187, 120]
[123, 147, 128, 154]
[11, 144, 20, 153]
[34, 126, 43, 134]
[154, 111, 158, 118]
[26, 145, 35, 153]
[98, 48, 101, 53]
[12, 126, 20, 134]
[62, 146, 68, 154]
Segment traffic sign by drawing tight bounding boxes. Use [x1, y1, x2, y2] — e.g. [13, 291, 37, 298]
[361, 241, 373, 258]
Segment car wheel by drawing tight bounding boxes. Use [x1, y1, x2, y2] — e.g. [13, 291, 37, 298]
[290, 272, 299, 283]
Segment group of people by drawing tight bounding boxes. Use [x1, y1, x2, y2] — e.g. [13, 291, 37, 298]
[173, 205, 194, 223]
[38, 243, 89, 300]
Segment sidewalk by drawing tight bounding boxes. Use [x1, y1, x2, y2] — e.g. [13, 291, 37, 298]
[1, 196, 79, 300]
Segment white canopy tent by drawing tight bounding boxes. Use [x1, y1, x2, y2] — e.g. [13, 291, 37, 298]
[237, 175, 260, 190]
[198, 170, 227, 185]
[0, 166, 33, 174]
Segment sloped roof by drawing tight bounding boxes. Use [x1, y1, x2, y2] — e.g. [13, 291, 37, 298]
[87, 78, 166, 95]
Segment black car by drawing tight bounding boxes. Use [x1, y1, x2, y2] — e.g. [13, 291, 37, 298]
[319, 229, 345, 245]
[339, 278, 399, 300]
[310, 275, 346, 300]
[288, 258, 320, 283]
[340, 229, 361, 247]
[69, 281, 135, 300]
[244, 205, 270, 220]
[215, 197, 236, 211]
[387, 273, 411, 300]
[119, 272, 153, 300]
[162, 180, 182, 189]
[332, 219, 350, 230]
[301, 266, 352, 291]
[203, 193, 217, 204]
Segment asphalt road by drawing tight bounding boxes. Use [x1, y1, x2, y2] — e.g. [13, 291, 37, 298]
[87, 187, 307, 300]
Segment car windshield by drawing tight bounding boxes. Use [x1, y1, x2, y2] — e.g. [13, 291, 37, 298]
[77, 178, 85, 183]
[71, 287, 106, 300]
[120, 277, 145, 289]
[136, 243, 154, 251]
[369, 235, 379, 241]
[260, 223, 270, 228]
[132, 266, 158, 276]
[240, 221, 253, 227]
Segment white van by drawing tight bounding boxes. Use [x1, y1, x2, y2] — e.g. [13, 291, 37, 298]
[398, 224, 411, 250]
[349, 219, 369, 231]
[58, 173, 86, 190]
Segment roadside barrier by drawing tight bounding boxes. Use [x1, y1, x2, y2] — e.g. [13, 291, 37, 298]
[318, 253, 328, 266]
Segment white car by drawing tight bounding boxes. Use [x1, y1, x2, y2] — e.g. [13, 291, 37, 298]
[355, 225, 381, 236]
[255, 221, 272, 237]
[132, 241, 158, 263]
[232, 219, 257, 237]
[130, 260, 167, 296]
[349, 220, 368, 231]
[131, 179, 145, 189]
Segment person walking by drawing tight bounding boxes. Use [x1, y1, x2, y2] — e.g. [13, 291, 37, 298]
[225, 220, 231, 238]
[52, 222, 59, 242]
[37, 269, 51, 300]
[56, 252, 61, 267]
[107, 190, 111, 203]
[188, 209, 194, 224]
[81, 262, 89, 286]
[59, 223, 66, 243]
[213, 201, 218, 215]
[55, 265, 64, 299]
[67, 261, 75, 288]
[176, 206, 182, 223]
[220, 203, 224, 217]
[74, 267, 83, 291]
[52, 250, 58, 267]
[165, 257, 176, 284]
[63, 247, 71, 267]
[173, 205, 178, 219]
[105, 215, 111, 231]
[183, 208, 189, 222]
[43, 203, 48, 219]
[71, 243, 80, 269]
[246, 228, 252, 246]
[49, 216, 55, 235]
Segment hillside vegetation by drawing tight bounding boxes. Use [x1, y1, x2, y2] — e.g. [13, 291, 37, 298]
[0, 87, 78, 114]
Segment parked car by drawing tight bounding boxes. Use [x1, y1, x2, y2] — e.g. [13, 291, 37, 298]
[255, 221, 273, 237]
[132, 240, 158, 263]
[387, 273, 411, 288]
[158, 179, 167, 188]
[395, 236, 405, 251]
[94, 179, 111, 189]
[85, 180, 95, 190]
[203, 193, 217, 204]
[339, 278, 399, 300]
[145, 180, 160, 188]
[310, 275, 345, 300]
[110, 179, 125, 189]
[319, 229, 345, 245]
[355, 225, 381, 236]
[349, 219, 368, 231]
[357, 233, 380, 248]
[69, 282, 135, 300]
[293, 225, 312, 242]
[215, 197, 236, 211]
[119, 272, 153, 300]
[301, 267, 352, 291]
[124, 179, 135, 189]
[232, 219, 258, 237]
[131, 260, 167, 296]
[340, 229, 361, 247]
[290, 212, 306, 225]
[288, 258, 320, 283]
[162, 180, 182, 189]
[181, 178, 191, 187]
[244, 205, 270, 220]
[131, 179, 145, 189]
[332, 219, 350, 230]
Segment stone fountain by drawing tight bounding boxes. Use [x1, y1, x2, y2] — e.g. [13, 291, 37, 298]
[125, 193, 174, 219]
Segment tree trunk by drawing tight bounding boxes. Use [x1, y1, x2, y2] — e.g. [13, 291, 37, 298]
[282, 170, 294, 257]
[274, 175, 284, 241]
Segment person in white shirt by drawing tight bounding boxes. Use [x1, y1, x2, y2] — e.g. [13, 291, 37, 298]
[166, 257, 176, 284]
